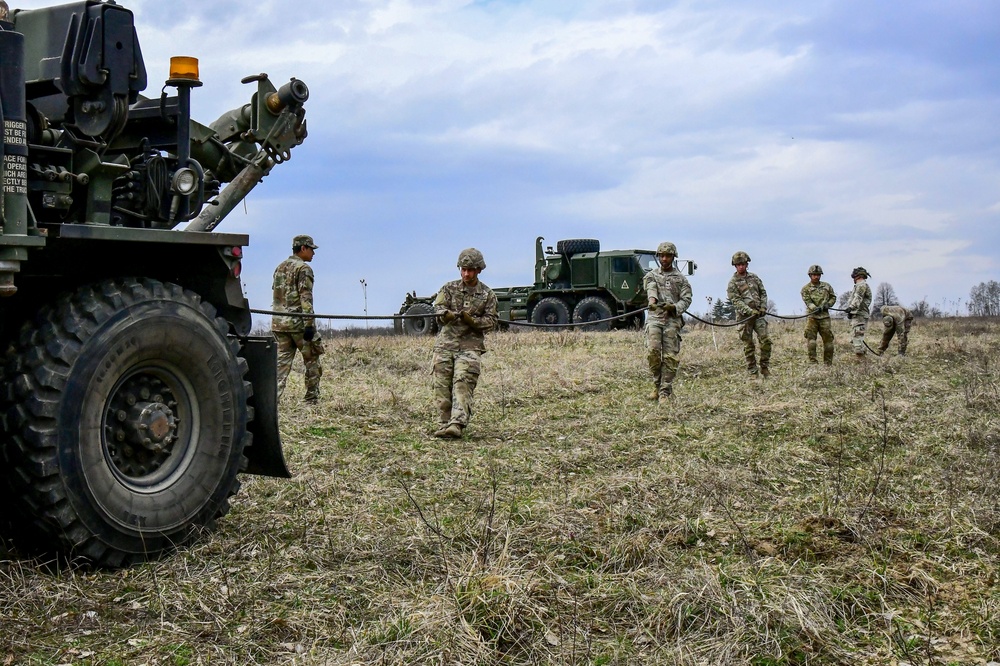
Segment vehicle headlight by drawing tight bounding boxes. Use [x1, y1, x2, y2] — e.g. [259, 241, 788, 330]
[172, 168, 198, 195]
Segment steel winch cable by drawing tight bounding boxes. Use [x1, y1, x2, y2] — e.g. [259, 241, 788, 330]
[252, 305, 816, 329]
[250, 306, 647, 329]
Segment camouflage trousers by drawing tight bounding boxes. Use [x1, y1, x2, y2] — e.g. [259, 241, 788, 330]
[740, 316, 771, 373]
[432, 350, 482, 428]
[850, 320, 867, 355]
[647, 318, 682, 396]
[879, 319, 912, 355]
[804, 317, 834, 365]
[274, 331, 325, 401]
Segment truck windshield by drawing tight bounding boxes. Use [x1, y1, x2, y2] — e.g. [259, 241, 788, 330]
[635, 253, 658, 271]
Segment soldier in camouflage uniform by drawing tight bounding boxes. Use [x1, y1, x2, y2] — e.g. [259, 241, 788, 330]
[726, 251, 771, 377]
[844, 266, 873, 359]
[272, 235, 324, 403]
[431, 248, 499, 439]
[643, 241, 693, 400]
[800, 264, 837, 365]
[878, 304, 914, 356]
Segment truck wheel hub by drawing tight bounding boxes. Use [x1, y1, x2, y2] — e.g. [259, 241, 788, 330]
[103, 373, 180, 478]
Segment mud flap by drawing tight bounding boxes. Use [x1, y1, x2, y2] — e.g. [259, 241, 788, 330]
[239, 336, 291, 478]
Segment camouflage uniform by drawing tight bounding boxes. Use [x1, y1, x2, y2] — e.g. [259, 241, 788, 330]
[845, 270, 872, 356]
[727, 269, 771, 375]
[801, 277, 837, 365]
[643, 254, 693, 399]
[878, 304, 913, 356]
[272, 236, 323, 401]
[432, 258, 499, 435]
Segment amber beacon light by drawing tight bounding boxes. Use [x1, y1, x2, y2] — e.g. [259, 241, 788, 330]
[169, 56, 200, 83]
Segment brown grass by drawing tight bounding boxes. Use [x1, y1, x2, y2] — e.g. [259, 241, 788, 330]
[2, 318, 999, 665]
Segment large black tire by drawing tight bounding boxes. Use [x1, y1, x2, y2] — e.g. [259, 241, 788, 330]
[530, 297, 570, 330]
[1, 278, 250, 567]
[573, 296, 613, 332]
[556, 238, 600, 256]
[402, 302, 437, 336]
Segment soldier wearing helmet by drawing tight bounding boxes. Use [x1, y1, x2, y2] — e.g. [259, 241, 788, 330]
[878, 304, 914, 356]
[800, 264, 838, 365]
[642, 241, 692, 400]
[430, 248, 499, 438]
[272, 234, 324, 403]
[726, 251, 772, 377]
[844, 266, 873, 359]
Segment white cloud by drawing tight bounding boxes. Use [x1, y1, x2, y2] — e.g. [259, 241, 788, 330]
[9, 0, 999, 321]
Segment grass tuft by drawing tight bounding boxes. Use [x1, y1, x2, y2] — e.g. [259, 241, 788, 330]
[2, 318, 999, 664]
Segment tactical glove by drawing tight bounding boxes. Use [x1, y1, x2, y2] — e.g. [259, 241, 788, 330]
[441, 310, 457, 324]
[460, 311, 476, 327]
[663, 303, 677, 316]
[302, 325, 316, 341]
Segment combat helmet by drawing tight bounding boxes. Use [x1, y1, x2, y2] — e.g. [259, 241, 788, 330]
[656, 242, 677, 256]
[457, 248, 486, 270]
[851, 266, 870, 279]
[731, 250, 750, 265]
[808, 264, 823, 275]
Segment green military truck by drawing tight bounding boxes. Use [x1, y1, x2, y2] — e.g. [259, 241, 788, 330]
[396, 236, 696, 334]
[0, 0, 308, 565]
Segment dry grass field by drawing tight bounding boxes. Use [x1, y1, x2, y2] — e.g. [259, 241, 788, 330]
[2, 317, 999, 665]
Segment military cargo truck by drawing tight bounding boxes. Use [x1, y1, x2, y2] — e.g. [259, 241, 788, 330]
[395, 236, 697, 334]
[0, 0, 307, 565]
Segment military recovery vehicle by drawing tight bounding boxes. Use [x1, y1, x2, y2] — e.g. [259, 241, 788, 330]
[396, 237, 696, 334]
[0, 0, 308, 565]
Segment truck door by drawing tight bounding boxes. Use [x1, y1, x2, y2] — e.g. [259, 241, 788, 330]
[608, 255, 641, 303]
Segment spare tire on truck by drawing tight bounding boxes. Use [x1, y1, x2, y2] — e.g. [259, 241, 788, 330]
[403, 302, 438, 336]
[556, 239, 600, 255]
[1, 278, 250, 567]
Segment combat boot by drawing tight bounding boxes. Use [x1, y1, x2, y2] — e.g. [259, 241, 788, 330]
[648, 382, 661, 400]
[433, 425, 451, 438]
[442, 423, 463, 439]
[658, 384, 673, 401]
[760, 365, 770, 378]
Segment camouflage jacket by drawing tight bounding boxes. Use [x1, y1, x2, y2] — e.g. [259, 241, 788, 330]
[433, 279, 499, 353]
[643, 266, 692, 324]
[271, 255, 315, 332]
[847, 279, 872, 320]
[880, 304, 912, 325]
[801, 280, 837, 319]
[727, 271, 767, 318]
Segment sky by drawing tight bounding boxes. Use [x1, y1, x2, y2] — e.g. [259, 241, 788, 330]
[11, 0, 1000, 324]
